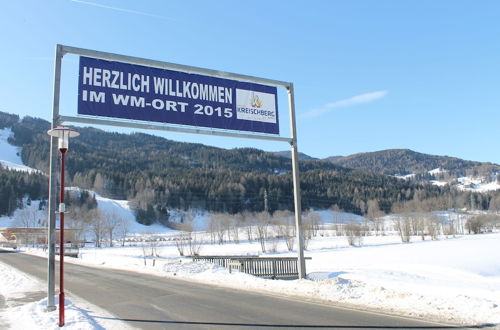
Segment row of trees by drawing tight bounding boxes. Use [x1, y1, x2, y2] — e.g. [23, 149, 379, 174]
[66, 207, 130, 248]
[465, 214, 500, 234]
[171, 209, 323, 255]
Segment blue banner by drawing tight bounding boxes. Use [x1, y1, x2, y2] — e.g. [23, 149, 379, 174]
[78, 56, 279, 135]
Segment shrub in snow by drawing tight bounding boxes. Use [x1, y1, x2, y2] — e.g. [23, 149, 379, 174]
[344, 223, 364, 246]
[188, 232, 203, 256]
[466, 214, 500, 234]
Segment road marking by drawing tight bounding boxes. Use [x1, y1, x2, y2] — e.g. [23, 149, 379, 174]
[151, 303, 165, 313]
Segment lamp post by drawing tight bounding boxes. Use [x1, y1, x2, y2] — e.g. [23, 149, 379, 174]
[47, 126, 79, 327]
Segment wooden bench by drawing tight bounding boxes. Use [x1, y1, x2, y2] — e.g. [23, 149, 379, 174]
[55, 246, 79, 258]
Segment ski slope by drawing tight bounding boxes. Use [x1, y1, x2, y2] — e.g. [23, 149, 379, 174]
[0, 128, 38, 173]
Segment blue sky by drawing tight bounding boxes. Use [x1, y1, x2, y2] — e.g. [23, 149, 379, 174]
[1, 0, 499, 164]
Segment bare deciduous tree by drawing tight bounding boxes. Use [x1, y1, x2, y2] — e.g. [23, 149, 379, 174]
[174, 214, 192, 256]
[394, 215, 411, 243]
[188, 232, 202, 256]
[115, 214, 130, 247]
[209, 213, 231, 244]
[426, 215, 441, 240]
[274, 210, 295, 251]
[141, 231, 160, 266]
[207, 213, 217, 244]
[175, 233, 188, 257]
[241, 211, 254, 242]
[442, 218, 457, 238]
[411, 214, 426, 240]
[255, 211, 270, 253]
[102, 210, 120, 247]
[174, 210, 203, 256]
[87, 209, 107, 248]
[302, 210, 321, 249]
[14, 206, 40, 246]
[230, 213, 243, 244]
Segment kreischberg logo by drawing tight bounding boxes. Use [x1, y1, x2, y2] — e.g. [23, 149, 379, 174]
[251, 94, 263, 108]
[235, 89, 276, 124]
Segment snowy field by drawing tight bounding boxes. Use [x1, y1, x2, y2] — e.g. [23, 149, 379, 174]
[1, 187, 499, 328]
[1, 230, 498, 329]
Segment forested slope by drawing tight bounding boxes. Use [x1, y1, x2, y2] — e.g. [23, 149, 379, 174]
[2, 111, 496, 224]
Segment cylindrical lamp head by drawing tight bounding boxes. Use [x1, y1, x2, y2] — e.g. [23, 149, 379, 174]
[47, 126, 80, 151]
[58, 130, 69, 150]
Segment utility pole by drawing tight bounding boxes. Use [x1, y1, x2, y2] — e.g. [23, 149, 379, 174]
[264, 189, 269, 213]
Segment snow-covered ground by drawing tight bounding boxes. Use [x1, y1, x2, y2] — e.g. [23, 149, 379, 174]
[0, 260, 131, 329]
[0, 128, 39, 173]
[394, 173, 416, 180]
[429, 168, 445, 176]
[2, 189, 499, 328]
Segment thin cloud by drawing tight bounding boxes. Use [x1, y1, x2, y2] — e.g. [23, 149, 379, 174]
[301, 90, 389, 119]
[70, 0, 180, 21]
[23, 56, 53, 61]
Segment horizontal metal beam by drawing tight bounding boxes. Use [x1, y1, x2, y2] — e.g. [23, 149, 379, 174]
[59, 115, 293, 143]
[59, 44, 291, 89]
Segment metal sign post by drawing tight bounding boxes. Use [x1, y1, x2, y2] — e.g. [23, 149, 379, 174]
[287, 84, 306, 278]
[46, 44, 63, 312]
[46, 45, 307, 311]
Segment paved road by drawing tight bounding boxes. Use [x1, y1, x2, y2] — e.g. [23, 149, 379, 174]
[0, 249, 466, 330]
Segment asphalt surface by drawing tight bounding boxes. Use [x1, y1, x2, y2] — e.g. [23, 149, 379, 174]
[0, 248, 475, 330]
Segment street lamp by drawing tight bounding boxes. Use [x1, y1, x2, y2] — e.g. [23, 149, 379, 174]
[47, 126, 79, 327]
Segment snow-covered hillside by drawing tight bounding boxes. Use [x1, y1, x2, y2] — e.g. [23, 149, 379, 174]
[456, 176, 500, 192]
[0, 128, 39, 173]
[65, 187, 171, 235]
[396, 167, 500, 192]
[0, 200, 46, 228]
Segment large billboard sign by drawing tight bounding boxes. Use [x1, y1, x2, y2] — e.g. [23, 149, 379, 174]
[78, 56, 279, 135]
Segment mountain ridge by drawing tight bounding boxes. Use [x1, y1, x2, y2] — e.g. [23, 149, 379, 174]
[276, 148, 499, 182]
[324, 148, 500, 178]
